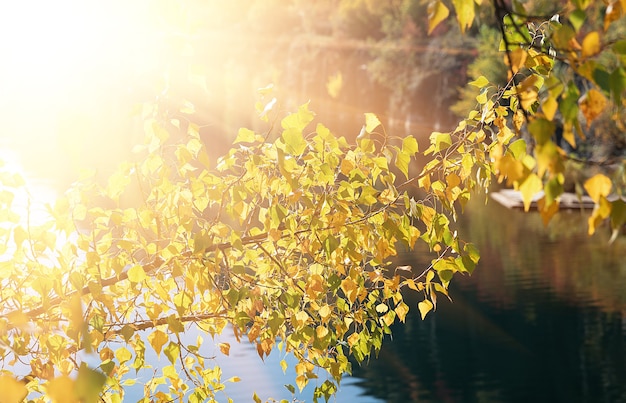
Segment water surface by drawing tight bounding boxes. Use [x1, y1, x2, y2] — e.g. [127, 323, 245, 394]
[352, 198, 626, 403]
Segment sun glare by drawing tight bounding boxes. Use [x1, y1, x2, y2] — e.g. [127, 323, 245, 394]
[0, 1, 168, 185]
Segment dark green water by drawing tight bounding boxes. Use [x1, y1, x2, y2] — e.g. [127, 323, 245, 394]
[351, 198, 626, 403]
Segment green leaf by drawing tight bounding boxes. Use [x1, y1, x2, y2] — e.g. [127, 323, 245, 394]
[610, 68, 626, 105]
[528, 118, 555, 146]
[164, 342, 180, 364]
[614, 39, 626, 55]
[74, 364, 107, 403]
[364, 113, 381, 133]
[569, 9, 586, 32]
[507, 139, 527, 159]
[544, 177, 564, 207]
[610, 200, 626, 237]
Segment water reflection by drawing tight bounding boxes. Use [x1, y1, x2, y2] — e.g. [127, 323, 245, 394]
[353, 199, 626, 403]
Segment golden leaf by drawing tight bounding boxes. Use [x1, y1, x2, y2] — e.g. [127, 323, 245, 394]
[507, 48, 528, 74]
[584, 174, 612, 203]
[581, 31, 601, 58]
[579, 89, 607, 128]
[537, 196, 560, 226]
[542, 95, 559, 121]
[219, 342, 230, 356]
[0, 375, 28, 403]
[147, 329, 169, 357]
[46, 376, 78, 403]
[395, 302, 410, 323]
[316, 325, 329, 339]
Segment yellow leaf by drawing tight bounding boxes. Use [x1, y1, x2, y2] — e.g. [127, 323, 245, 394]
[452, 0, 475, 33]
[6, 310, 30, 330]
[402, 136, 419, 155]
[581, 31, 601, 58]
[364, 113, 381, 133]
[520, 88, 538, 110]
[316, 325, 329, 339]
[281, 102, 315, 132]
[296, 375, 308, 392]
[235, 127, 256, 144]
[326, 72, 343, 99]
[127, 264, 146, 284]
[294, 310, 310, 328]
[588, 195, 612, 235]
[579, 89, 607, 128]
[115, 347, 132, 365]
[340, 158, 354, 176]
[395, 301, 410, 322]
[0, 375, 28, 403]
[318, 304, 331, 321]
[584, 174, 612, 203]
[469, 75, 489, 88]
[47, 376, 78, 403]
[535, 140, 562, 178]
[537, 196, 560, 226]
[562, 123, 576, 148]
[427, 0, 450, 34]
[430, 132, 452, 152]
[148, 329, 169, 357]
[507, 48, 528, 74]
[341, 277, 358, 303]
[418, 299, 434, 320]
[542, 95, 558, 121]
[519, 174, 543, 212]
[375, 303, 389, 313]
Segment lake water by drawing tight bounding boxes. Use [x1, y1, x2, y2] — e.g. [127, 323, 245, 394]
[351, 198, 626, 403]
